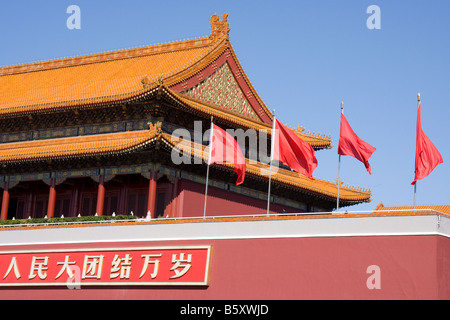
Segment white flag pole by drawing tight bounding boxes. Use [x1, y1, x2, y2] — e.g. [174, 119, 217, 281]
[267, 110, 276, 216]
[414, 93, 420, 211]
[337, 102, 343, 213]
[414, 184, 417, 211]
[337, 155, 342, 213]
[203, 117, 214, 219]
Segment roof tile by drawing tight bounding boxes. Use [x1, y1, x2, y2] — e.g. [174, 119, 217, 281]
[0, 128, 369, 203]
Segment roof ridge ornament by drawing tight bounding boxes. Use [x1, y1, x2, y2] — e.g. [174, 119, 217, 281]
[141, 73, 164, 89]
[149, 122, 163, 137]
[210, 13, 230, 41]
[141, 75, 151, 89]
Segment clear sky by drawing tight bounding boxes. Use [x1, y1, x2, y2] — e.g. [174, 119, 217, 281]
[1, 0, 449, 212]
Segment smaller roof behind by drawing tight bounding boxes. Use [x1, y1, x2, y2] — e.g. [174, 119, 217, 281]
[374, 203, 450, 216]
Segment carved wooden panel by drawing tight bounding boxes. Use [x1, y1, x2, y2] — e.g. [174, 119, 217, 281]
[182, 63, 261, 121]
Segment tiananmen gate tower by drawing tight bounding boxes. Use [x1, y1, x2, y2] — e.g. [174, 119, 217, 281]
[0, 14, 370, 220]
[0, 14, 448, 301]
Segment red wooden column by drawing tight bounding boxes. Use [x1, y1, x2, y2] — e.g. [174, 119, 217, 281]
[147, 171, 157, 218]
[168, 177, 179, 218]
[96, 175, 105, 217]
[46, 178, 56, 218]
[118, 184, 127, 216]
[24, 190, 34, 220]
[173, 177, 180, 217]
[0, 182, 10, 221]
[71, 184, 80, 217]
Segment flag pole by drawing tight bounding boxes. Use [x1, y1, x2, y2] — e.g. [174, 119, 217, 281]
[414, 93, 420, 211]
[414, 184, 417, 210]
[337, 102, 343, 213]
[203, 116, 214, 219]
[267, 110, 276, 216]
[337, 155, 341, 213]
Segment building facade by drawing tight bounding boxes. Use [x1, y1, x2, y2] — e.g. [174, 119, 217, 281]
[0, 14, 448, 301]
[0, 15, 370, 221]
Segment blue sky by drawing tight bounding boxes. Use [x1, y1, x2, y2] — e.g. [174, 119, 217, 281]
[1, 0, 449, 212]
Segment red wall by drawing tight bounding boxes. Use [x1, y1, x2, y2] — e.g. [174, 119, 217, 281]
[176, 179, 302, 218]
[0, 234, 448, 300]
[437, 236, 450, 297]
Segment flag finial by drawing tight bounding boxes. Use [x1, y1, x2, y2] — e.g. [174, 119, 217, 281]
[341, 101, 344, 110]
[417, 93, 421, 102]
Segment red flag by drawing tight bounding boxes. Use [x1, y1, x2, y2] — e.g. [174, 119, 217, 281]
[209, 123, 246, 185]
[338, 113, 376, 174]
[272, 119, 318, 179]
[411, 102, 443, 185]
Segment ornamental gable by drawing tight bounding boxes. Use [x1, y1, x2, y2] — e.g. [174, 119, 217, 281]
[181, 63, 261, 121]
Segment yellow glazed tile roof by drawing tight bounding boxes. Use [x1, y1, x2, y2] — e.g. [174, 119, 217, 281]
[0, 15, 254, 119]
[0, 14, 331, 150]
[0, 129, 157, 163]
[162, 131, 370, 203]
[0, 125, 369, 203]
[0, 39, 215, 115]
[172, 89, 332, 150]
